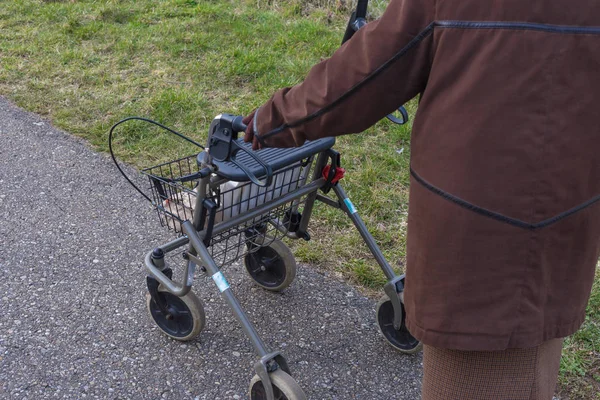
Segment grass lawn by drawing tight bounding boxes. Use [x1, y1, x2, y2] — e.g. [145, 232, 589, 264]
[0, 0, 597, 397]
[559, 273, 600, 399]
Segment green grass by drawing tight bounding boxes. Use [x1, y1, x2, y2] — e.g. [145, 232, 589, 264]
[0, 0, 412, 289]
[0, 1, 597, 398]
[558, 272, 600, 399]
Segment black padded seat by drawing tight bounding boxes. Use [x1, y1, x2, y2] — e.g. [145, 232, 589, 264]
[198, 137, 335, 182]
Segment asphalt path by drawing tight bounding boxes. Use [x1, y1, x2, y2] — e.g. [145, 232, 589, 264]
[0, 97, 423, 399]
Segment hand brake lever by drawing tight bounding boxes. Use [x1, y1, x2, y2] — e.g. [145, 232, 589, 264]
[207, 114, 273, 187]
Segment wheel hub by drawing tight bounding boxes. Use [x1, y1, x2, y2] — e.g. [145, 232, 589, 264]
[246, 248, 286, 287]
[148, 292, 195, 338]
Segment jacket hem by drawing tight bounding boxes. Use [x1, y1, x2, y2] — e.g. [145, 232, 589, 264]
[406, 313, 587, 351]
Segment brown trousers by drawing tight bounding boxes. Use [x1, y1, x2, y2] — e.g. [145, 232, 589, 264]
[422, 339, 563, 400]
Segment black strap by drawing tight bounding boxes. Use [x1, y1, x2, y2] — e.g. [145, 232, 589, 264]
[411, 168, 600, 230]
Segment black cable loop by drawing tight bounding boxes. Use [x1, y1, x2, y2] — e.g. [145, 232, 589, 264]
[108, 116, 205, 204]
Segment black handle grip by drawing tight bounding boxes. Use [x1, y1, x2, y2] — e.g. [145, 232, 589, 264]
[232, 115, 247, 133]
[386, 106, 409, 125]
[355, 0, 369, 18]
[342, 11, 358, 44]
[342, 0, 369, 44]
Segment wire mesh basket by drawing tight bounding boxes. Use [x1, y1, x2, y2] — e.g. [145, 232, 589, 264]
[142, 155, 314, 268]
[143, 155, 199, 230]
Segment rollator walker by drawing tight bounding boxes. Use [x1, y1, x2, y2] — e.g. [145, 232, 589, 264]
[110, 1, 419, 398]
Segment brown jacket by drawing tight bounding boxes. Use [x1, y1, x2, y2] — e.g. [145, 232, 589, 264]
[252, 0, 600, 350]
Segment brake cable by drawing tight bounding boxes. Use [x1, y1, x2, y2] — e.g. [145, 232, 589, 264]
[108, 116, 205, 203]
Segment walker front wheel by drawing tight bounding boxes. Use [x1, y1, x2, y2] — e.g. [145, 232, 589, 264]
[249, 369, 307, 400]
[146, 287, 205, 341]
[376, 295, 422, 354]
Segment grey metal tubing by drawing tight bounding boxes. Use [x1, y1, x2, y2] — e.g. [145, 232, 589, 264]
[144, 179, 325, 298]
[315, 193, 341, 209]
[144, 251, 194, 297]
[260, 154, 328, 239]
[332, 184, 397, 281]
[158, 236, 190, 253]
[288, 160, 314, 213]
[182, 221, 270, 357]
[160, 177, 324, 245]
[268, 217, 302, 240]
[283, 231, 302, 240]
[143, 235, 193, 295]
[296, 152, 330, 234]
[210, 178, 325, 236]
[192, 175, 210, 231]
[384, 276, 406, 329]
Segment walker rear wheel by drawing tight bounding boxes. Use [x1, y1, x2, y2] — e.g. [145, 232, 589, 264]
[376, 295, 422, 354]
[146, 287, 205, 341]
[249, 369, 306, 400]
[244, 239, 296, 292]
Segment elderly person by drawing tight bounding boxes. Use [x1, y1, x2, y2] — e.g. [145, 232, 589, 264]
[242, 0, 600, 398]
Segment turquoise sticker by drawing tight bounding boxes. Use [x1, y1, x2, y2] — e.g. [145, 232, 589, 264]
[212, 271, 230, 292]
[344, 198, 357, 214]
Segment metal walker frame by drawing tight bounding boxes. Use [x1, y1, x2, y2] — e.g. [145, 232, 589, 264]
[139, 113, 418, 399]
[108, 0, 421, 397]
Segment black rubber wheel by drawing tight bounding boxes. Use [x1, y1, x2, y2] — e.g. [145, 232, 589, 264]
[376, 295, 422, 354]
[146, 287, 205, 341]
[244, 239, 296, 292]
[249, 370, 307, 400]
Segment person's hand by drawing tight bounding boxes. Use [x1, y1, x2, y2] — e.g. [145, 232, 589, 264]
[242, 110, 262, 150]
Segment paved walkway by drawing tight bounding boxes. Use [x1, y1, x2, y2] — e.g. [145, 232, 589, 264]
[0, 97, 422, 399]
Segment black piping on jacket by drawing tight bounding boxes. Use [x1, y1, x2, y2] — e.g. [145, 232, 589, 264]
[410, 168, 600, 230]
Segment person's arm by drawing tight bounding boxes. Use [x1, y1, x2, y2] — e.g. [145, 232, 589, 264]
[245, 0, 436, 148]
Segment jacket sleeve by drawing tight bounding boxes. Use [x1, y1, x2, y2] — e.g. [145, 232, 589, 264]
[253, 0, 436, 148]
